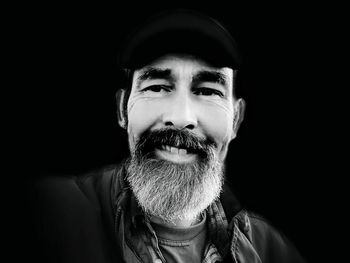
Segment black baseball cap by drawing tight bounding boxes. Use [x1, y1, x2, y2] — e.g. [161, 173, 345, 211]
[118, 9, 241, 70]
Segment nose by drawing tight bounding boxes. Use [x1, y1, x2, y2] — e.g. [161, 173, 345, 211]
[162, 94, 198, 130]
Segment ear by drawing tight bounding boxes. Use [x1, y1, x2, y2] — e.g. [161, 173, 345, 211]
[231, 98, 246, 139]
[116, 89, 128, 129]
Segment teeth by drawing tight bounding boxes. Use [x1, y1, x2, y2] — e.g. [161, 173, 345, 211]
[161, 145, 188, 155]
[170, 146, 178, 154]
[178, 149, 187, 155]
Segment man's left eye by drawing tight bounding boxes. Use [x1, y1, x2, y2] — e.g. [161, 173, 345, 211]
[141, 85, 171, 93]
[193, 88, 224, 97]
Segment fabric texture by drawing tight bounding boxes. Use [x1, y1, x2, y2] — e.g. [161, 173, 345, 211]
[32, 162, 307, 263]
[149, 213, 207, 263]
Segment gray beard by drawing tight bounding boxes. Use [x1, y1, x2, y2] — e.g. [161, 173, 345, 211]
[126, 149, 224, 224]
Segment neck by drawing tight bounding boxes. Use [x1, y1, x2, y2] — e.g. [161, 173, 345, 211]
[150, 214, 202, 228]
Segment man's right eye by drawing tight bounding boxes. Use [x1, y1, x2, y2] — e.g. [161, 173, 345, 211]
[142, 85, 171, 93]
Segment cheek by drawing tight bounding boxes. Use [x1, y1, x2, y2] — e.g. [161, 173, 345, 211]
[127, 99, 162, 147]
[198, 103, 233, 148]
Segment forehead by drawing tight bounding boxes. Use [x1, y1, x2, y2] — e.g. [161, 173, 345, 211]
[134, 53, 234, 81]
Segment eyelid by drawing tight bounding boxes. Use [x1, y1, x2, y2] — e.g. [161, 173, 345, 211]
[141, 84, 172, 92]
[193, 87, 224, 97]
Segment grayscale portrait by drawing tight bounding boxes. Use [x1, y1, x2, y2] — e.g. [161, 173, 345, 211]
[19, 4, 330, 263]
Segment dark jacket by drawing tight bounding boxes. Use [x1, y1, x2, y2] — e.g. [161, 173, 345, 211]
[32, 163, 306, 263]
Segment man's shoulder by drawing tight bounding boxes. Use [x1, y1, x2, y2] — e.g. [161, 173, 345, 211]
[32, 163, 124, 211]
[245, 211, 292, 245]
[29, 164, 126, 263]
[238, 211, 307, 263]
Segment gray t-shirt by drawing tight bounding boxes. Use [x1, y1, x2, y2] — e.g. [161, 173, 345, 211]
[150, 213, 207, 263]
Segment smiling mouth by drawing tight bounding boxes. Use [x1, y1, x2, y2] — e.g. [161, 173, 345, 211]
[154, 144, 197, 163]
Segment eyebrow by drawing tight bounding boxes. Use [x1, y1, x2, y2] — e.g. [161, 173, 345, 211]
[192, 70, 228, 87]
[137, 67, 173, 83]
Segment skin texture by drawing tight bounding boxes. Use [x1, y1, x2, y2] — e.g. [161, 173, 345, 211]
[124, 54, 243, 162]
[118, 53, 245, 226]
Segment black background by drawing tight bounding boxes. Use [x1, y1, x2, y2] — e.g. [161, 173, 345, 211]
[8, 2, 343, 262]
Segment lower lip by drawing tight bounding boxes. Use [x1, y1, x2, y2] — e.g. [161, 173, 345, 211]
[154, 148, 197, 163]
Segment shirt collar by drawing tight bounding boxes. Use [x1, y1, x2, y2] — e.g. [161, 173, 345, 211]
[205, 184, 242, 258]
[206, 199, 231, 258]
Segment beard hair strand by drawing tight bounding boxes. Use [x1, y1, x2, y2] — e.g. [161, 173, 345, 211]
[126, 148, 224, 224]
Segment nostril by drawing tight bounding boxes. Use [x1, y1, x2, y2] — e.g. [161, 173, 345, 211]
[186, 124, 195, 130]
[165, 121, 174, 126]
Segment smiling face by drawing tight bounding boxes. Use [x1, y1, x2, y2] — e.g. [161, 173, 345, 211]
[119, 54, 244, 224]
[125, 54, 243, 163]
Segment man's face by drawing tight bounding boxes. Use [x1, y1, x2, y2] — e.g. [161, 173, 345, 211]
[127, 54, 238, 163]
[123, 54, 243, 223]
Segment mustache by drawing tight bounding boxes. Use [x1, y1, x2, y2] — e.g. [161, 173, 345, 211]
[135, 128, 216, 158]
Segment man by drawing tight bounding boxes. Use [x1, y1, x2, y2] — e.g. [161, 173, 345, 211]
[32, 9, 306, 263]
